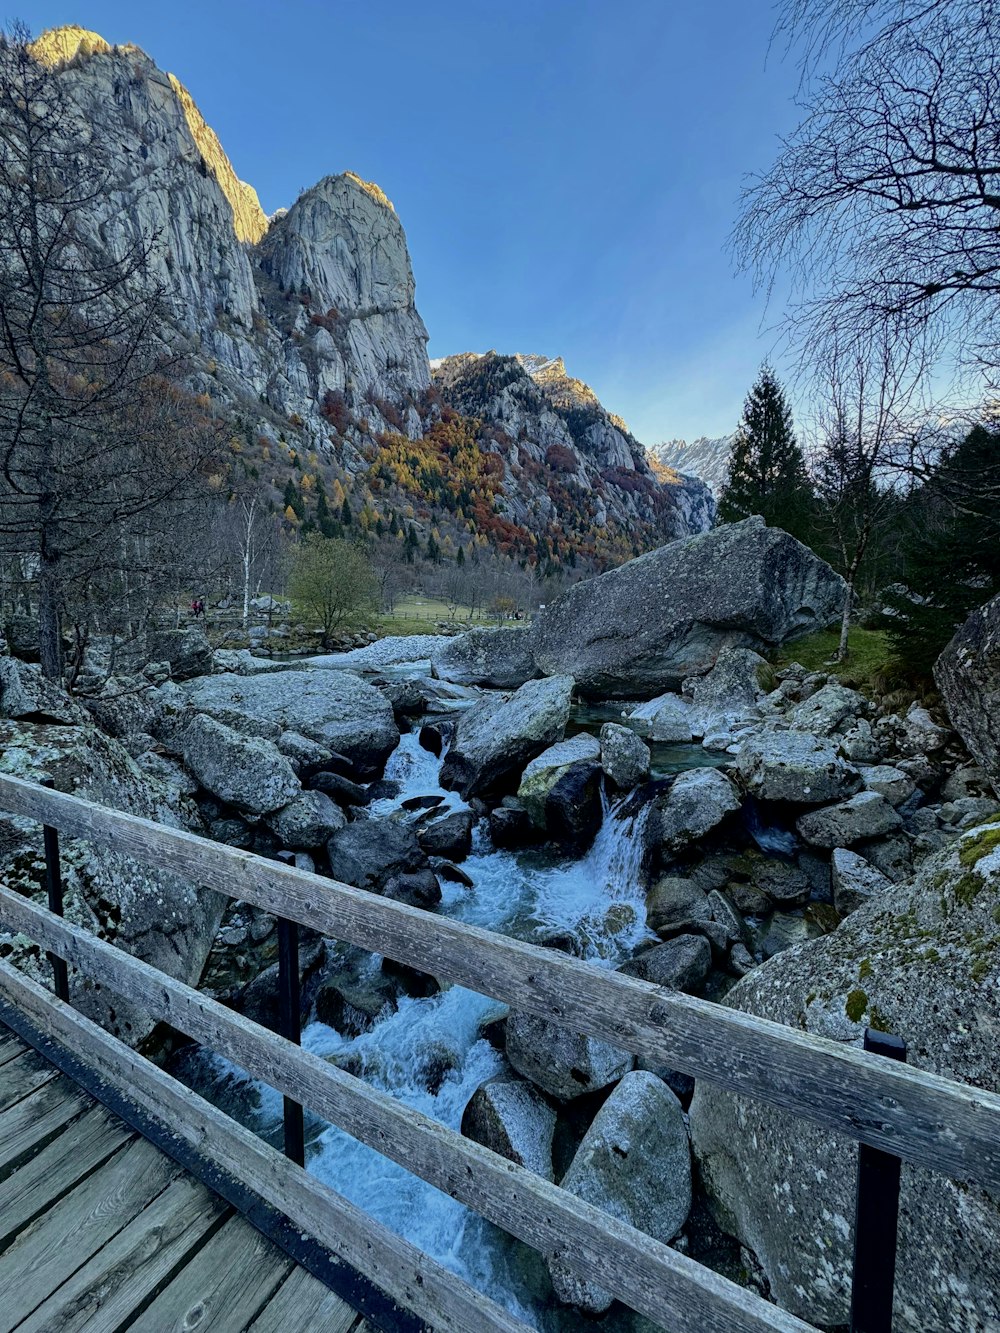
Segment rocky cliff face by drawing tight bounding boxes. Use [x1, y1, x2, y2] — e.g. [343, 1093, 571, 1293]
[432, 352, 714, 544]
[649, 435, 735, 497]
[25, 25, 709, 553]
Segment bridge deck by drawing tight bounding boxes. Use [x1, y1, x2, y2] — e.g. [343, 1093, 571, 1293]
[0, 1025, 371, 1333]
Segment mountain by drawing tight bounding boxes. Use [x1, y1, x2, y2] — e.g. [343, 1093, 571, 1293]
[23, 27, 711, 568]
[648, 436, 735, 497]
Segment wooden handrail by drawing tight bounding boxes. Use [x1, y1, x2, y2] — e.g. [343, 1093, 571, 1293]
[0, 887, 812, 1333]
[1, 773, 999, 1191]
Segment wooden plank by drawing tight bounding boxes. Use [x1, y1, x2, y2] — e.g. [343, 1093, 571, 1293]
[126, 1213, 291, 1333]
[0, 1029, 26, 1067]
[0, 1135, 177, 1332]
[0, 962, 542, 1333]
[0, 927, 811, 1333]
[0, 1104, 132, 1249]
[17, 1172, 227, 1333]
[0, 1045, 58, 1111]
[244, 1265, 359, 1333]
[0, 1076, 89, 1180]
[0, 777, 996, 1189]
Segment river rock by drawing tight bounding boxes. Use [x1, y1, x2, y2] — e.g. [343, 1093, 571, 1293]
[900, 702, 951, 756]
[858, 764, 916, 807]
[505, 1010, 633, 1101]
[308, 771, 366, 805]
[787, 681, 867, 737]
[646, 876, 712, 936]
[620, 934, 711, 991]
[517, 734, 602, 825]
[326, 818, 427, 892]
[0, 718, 224, 1044]
[689, 820, 1000, 1331]
[532, 517, 846, 697]
[685, 647, 769, 737]
[600, 723, 651, 789]
[145, 626, 212, 681]
[382, 869, 442, 909]
[935, 593, 1000, 795]
[796, 791, 902, 848]
[656, 768, 742, 855]
[488, 801, 540, 849]
[0, 658, 89, 726]
[735, 731, 862, 805]
[417, 810, 475, 860]
[181, 714, 300, 815]
[548, 1071, 691, 1313]
[831, 848, 893, 913]
[544, 761, 604, 855]
[180, 670, 399, 774]
[440, 676, 574, 799]
[432, 627, 539, 689]
[276, 730, 334, 774]
[461, 1074, 556, 1179]
[627, 693, 694, 743]
[266, 789, 346, 849]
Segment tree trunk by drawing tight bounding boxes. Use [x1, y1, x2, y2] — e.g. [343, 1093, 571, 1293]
[836, 581, 853, 662]
[37, 548, 63, 681]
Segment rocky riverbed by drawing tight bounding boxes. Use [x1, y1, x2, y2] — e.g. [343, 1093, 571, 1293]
[1, 527, 998, 1330]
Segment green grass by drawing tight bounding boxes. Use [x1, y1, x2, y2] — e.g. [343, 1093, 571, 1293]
[773, 627, 892, 694]
[376, 596, 530, 637]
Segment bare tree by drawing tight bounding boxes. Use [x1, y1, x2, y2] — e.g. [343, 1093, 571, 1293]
[737, 0, 1000, 381]
[809, 331, 919, 658]
[0, 24, 219, 676]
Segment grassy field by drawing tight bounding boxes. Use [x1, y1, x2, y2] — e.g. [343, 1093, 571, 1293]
[774, 626, 893, 694]
[376, 596, 530, 637]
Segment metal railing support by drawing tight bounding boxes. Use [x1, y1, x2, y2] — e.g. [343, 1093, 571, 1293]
[41, 777, 70, 1003]
[850, 1028, 907, 1333]
[277, 916, 305, 1166]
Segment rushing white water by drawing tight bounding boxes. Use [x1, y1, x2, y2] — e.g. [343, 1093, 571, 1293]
[182, 729, 656, 1327]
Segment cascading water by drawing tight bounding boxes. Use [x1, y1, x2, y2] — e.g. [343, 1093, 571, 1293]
[179, 729, 656, 1328]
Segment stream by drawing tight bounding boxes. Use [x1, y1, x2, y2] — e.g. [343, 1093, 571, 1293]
[173, 713, 730, 1329]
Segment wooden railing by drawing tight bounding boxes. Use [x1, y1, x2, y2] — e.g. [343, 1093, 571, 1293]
[0, 773, 998, 1333]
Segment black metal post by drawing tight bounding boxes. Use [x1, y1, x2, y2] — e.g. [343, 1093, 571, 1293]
[850, 1028, 907, 1333]
[41, 777, 70, 1003]
[277, 916, 305, 1166]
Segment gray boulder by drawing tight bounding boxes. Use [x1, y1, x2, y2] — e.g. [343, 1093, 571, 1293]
[645, 876, 712, 937]
[0, 658, 88, 726]
[145, 627, 212, 681]
[627, 693, 694, 743]
[440, 676, 574, 798]
[505, 1009, 633, 1101]
[266, 790, 346, 849]
[432, 627, 539, 689]
[543, 761, 605, 855]
[656, 768, 741, 854]
[858, 764, 916, 807]
[831, 847, 893, 913]
[689, 820, 1000, 1331]
[181, 714, 301, 816]
[417, 810, 475, 860]
[788, 681, 867, 736]
[517, 733, 602, 825]
[532, 517, 845, 697]
[600, 723, 651, 789]
[935, 593, 1000, 795]
[736, 730, 862, 805]
[685, 647, 769, 737]
[326, 818, 427, 892]
[461, 1074, 556, 1179]
[548, 1071, 691, 1313]
[620, 934, 711, 991]
[180, 669, 399, 773]
[796, 791, 902, 848]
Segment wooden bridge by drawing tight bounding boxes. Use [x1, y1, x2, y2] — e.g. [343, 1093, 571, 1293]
[0, 773, 999, 1332]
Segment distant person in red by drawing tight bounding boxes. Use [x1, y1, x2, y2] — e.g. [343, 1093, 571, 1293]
[191, 597, 205, 619]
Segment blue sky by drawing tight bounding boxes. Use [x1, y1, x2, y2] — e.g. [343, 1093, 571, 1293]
[22, 0, 804, 442]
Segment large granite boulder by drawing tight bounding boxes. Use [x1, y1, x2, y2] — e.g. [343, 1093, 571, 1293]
[532, 517, 845, 697]
[517, 734, 602, 825]
[0, 718, 225, 1043]
[685, 647, 768, 738]
[689, 820, 1000, 1331]
[788, 681, 868, 737]
[461, 1074, 556, 1179]
[180, 714, 301, 816]
[600, 723, 651, 790]
[935, 593, 1000, 796]
[266, 789, 346, 849]
[432, 627, 539, 689]
[180, 669, 399, 773]
[627, 693, 694, 743]
[735, 731, 862, 805]
[326, 818, 427, 893]
[0, 658, 89, 726]
[796, 791, 902, 848]
[440, 676, 574, 799]
[548, 1071, 691, 1313]
[656, 768, 742, 855]
[145, 626, 212, 681]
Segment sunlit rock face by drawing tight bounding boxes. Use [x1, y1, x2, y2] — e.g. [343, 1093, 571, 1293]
[25, 27, 430, 443]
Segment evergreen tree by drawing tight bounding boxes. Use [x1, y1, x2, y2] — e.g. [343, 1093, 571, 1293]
[426, 533, 441, 563]
[456, 544, 465, 567]
[718, 366, 812, 541]
[341, 495, 353, 526]
[283, 477, 305, 520]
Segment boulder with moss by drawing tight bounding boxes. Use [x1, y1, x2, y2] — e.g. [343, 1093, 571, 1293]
[688, 818, 1000, 1331]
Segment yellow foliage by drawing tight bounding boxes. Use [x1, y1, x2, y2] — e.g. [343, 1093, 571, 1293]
[284, 504, 299, 524]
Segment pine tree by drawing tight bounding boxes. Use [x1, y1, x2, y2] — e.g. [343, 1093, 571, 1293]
[283, 478, 305, 520]
[456, 544, 465, 567]
[718, 366, 812, 541]
[341, 495, 353, 526]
